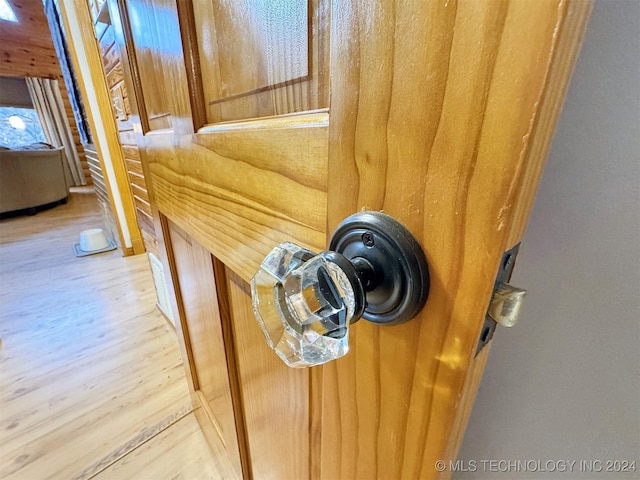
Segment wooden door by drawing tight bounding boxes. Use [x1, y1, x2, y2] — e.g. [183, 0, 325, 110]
[101, 0, 592, 478]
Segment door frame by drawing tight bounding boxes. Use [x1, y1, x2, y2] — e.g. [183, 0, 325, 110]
[58, 0, 145, 256]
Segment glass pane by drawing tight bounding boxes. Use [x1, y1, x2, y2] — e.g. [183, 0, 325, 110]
[0, 107, 47, 149]
[0, 0, 18, 23]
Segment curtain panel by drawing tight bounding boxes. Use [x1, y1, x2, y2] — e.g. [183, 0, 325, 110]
[26, 77, 86, 186]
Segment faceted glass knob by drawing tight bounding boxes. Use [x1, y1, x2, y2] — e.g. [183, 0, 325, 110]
[251, 242, 363, 367]
[251, 212, 430, 368]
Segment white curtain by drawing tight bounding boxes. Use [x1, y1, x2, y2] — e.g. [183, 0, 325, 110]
[26, 77, 86, 186]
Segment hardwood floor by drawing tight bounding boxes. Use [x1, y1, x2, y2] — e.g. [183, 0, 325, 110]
[0, 188, 220, 479]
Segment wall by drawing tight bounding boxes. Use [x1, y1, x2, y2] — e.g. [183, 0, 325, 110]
[457, 1, 639, 478]
[0, 0, 90, 184]
[87, 0, 158, 255]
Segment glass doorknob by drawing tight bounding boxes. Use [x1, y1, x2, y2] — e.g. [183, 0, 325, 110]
[250, 212, 430, 367]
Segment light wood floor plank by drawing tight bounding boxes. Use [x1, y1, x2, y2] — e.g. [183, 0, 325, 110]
[0, 188, 216, 479]
[91, 413, 229, 480]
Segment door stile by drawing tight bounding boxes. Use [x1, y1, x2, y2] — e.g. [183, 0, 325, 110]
[212, 258, 254, 480]
[321, 1, 592, 478]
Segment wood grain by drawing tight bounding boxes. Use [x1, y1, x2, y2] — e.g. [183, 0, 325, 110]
[322, 1, 592, 479]
[193, 0, 329, 124]
[0, 188, 213, 479]
[107, 0, 156, 137]
[141, 228, 159, 257]
[212, 257, 252, 480]
[444, 2, 594, 464]
[84, 145, 121, 246]
[173, 0, 207, 130]
[145, 111, 329, 283]
[167, 222, 243, 479]
[72, 405, 192, 480]
[118, 0, 193, 134]
[91, 413, 228, 480]
[125, 157, 144, 177]
[226, 269, 309, 480]
[90, 9, 158, 250]
[136, 208, 155, 241]
[128, 174, 150, 203]
[105, 63, 124, 90]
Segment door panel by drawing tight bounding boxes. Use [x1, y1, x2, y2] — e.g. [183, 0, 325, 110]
[193, 0, 329, 123]
[167, 222, 243, 479]
[226, 269, 309, 480]
[169, 223, 311, 479]
[115, 0, 192, 133]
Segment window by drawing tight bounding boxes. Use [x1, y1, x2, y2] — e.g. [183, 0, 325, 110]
[0, 0, 18, 23]
[0, 107, 47, 149]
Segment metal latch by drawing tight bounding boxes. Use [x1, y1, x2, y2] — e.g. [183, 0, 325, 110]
[475, 243, 527, 356]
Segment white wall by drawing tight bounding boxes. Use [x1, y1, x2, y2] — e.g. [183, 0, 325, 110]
[457, 1, 640, 478]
